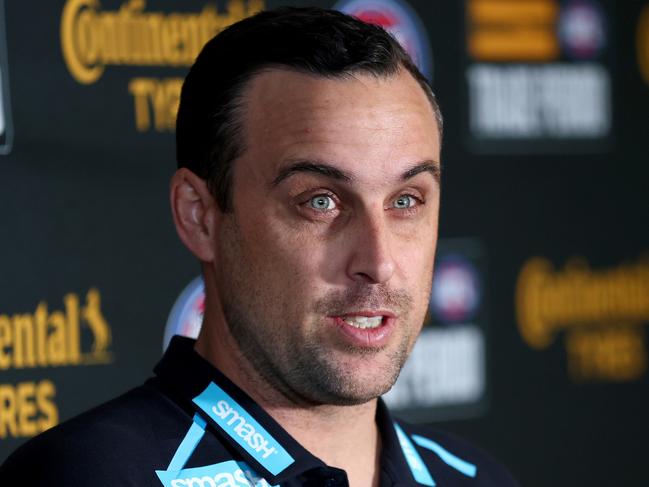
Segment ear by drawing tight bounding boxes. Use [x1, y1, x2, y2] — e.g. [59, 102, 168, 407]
[170, 168, 220, 262]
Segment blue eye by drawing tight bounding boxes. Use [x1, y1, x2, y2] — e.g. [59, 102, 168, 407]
[309, 194, 336, 211]
[393, 195, 416, 209]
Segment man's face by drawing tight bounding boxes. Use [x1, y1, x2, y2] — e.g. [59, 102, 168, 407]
[213, 68, 440, 405]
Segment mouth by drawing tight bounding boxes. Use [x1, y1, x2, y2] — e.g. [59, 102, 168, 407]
[340, 315, 384, 329]
[328, 312, 396, 348]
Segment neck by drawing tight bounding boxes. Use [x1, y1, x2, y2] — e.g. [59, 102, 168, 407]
[195, 296, 382, 486]
[268, 400, 382, 487]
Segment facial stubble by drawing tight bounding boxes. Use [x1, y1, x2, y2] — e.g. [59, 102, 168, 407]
[216, 217, 420, 407]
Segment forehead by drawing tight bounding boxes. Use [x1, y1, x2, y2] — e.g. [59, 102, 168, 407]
[236, 68, 440, 183]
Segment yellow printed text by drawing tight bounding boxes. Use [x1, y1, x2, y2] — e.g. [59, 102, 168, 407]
[129, 77, 183, 132]
[0, 289, 112, 370]
[0, 380, 58, 439]
[60, 0, 264, 84]
[566, 326, 647, 382]
[516, 257, 649, 349]
[467, 0, 560, 61]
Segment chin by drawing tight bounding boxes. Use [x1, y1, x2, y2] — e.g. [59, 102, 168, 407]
[298, 357, 403, 406]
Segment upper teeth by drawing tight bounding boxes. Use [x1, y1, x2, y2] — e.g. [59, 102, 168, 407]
[343, 316, 383, 329]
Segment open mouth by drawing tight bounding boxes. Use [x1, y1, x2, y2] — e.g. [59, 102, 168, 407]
[328, 312, 396, 348]
[341, 315, 384, 329]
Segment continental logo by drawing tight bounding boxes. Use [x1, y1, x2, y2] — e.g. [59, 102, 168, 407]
[0, 288, 112, 369]
[639, 4, 649, 86]
[516, 257, 649, 349]
[60, 0, 264, 132]
[516, 256, 649, 382]
[0, 380, 58, 439]
[0, 289, 112, 438]
[61, 0, 264, 84]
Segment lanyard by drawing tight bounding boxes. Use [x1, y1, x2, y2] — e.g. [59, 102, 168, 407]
[155, 412, 277, 487]
[394, 422, 436, 485]
[156, 382, 477, 486]
[167, 413, 207, 472]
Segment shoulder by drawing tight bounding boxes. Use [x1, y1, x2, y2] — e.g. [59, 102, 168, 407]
[0, 383, 184, 486]
[396, 419, 520, 487]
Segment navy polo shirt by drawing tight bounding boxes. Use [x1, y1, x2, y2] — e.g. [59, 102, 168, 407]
[0, 336, 518, 486]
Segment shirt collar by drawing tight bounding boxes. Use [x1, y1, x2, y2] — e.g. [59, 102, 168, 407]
[154, 336, 417, 485]
[153, 336, 323, 484]
[376, 398, 422, 485]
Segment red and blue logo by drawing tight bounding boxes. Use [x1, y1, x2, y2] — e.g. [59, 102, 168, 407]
[334, 0, 433, 81]
[558, 0, 606, 60]
[429, 256, 481, 324]
[163, 276, 205, 351]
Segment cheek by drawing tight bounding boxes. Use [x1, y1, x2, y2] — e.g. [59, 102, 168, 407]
[240, 217, 326, 292]
[396, 225, 438, 276]
[396, 236, 437, 318]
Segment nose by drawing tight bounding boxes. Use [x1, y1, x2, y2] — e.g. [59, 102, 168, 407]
[345, 208, 396, 284]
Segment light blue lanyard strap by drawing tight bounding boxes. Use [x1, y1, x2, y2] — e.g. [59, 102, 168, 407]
[394, 422, 436, 486]
[411, 434, 477, 478]
[157, 413, 277, 487]
[166, 413, 207, 472]
[166, 414, 475, 484]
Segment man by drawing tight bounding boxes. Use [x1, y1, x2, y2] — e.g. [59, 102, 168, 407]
[0, 7, 518, 486]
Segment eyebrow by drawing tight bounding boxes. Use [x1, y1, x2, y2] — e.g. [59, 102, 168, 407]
[401, 161, 441, 183]
[272, 161, 352, 186]
[271, 159, 441, 186]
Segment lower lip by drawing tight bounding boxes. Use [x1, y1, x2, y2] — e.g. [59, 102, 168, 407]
[329, 316, 395, 348]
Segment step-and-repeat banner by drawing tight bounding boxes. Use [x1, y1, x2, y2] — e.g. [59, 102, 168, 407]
[1, 1, 648, 485]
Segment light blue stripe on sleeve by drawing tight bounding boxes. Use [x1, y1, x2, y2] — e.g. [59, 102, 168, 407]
[412, 434, 478, 478]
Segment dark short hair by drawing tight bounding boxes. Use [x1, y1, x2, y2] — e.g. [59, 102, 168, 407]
[176, 6, 442, 211]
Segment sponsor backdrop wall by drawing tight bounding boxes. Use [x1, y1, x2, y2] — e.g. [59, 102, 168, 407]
[1, 0, 648, 485]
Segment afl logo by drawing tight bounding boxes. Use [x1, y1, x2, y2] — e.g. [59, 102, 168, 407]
[334, 0, 433, 81]
[163, 276, 205, 351]
[558, 0, 606, 60]
[430, 256, 481, 323]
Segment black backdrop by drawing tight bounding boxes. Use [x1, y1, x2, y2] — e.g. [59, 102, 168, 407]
[1, 1, 648, 486]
